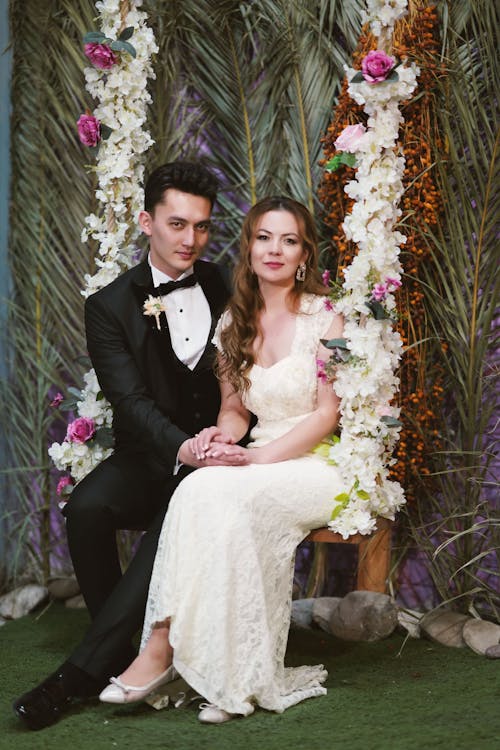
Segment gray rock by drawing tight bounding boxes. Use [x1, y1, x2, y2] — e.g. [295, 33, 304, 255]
[47, 577, 80, 601]
[329, 591, 398, 641]
[0, 584, 49, 619]
[420, 609, 470, 648]
[65, 594, 87, 610]
[485, 644, 500, 659]
[397, 608, 424, 638]
[462, 619, 500, 656]
[291, 598, 315, 629]
[312, 597, 341, 633]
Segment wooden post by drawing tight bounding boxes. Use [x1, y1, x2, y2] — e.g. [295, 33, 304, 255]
[356, 523, 392, 593]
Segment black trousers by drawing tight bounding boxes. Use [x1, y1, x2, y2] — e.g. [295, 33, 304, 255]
[63, 449, 190, 682]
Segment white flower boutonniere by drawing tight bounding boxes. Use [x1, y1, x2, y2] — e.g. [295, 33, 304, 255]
[143, 294, 166, 330]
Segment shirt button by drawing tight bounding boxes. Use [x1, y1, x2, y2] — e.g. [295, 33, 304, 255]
[179, 309, 183, 313]
[185, 337, 189, 341]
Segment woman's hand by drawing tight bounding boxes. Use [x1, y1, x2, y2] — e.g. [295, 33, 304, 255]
[205, 442, 248, 465]
[206, 445, 270, 466]
[188, 426, 234, 461]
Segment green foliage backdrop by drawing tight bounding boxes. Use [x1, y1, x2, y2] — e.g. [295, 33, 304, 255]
[1, 0, 498, 620]
[1, 0, 366, 584]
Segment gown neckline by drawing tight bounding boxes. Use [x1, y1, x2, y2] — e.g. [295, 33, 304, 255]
[252, 310, 300, 371]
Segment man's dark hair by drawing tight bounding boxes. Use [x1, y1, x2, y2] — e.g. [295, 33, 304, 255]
[144, 161, 219, 213]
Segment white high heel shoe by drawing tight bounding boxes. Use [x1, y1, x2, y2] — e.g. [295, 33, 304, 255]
[99, 664, 178, 704]
[198, 702, 234, 724]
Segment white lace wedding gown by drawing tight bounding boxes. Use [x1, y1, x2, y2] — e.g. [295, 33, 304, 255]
[141, 294, 343, 716]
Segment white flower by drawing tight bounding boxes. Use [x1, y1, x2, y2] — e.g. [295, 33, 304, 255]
[50, 0, 156, 485]
[320, 1, 412, 535]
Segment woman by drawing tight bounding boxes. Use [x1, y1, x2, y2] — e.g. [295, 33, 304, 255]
[99, 196, 344, 722]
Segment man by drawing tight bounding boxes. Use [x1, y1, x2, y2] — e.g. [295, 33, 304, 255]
[13, 161, 237, 730]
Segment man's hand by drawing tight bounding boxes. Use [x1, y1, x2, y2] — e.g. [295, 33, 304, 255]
[178, 430, 249, 468]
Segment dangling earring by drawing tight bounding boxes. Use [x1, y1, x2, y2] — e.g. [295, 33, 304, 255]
[296, 263, 306, 282]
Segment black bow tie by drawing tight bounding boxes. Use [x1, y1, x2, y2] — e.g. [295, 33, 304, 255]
[154, 274, 198, 296]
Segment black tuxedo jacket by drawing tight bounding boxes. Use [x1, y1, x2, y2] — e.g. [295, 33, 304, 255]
[84, 259, 231, 475]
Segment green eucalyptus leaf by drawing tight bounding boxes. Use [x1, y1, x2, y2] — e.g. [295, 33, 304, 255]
[380, 416, 403, 428]
[59, 398, 78, 412]
[60, 483, 74, 496]
[96, 391, 105, 401]
[109, 40, 136, 58]
[350, 71, 365, 83]
[365, 300, 391, 320]
[118, 26, 134, 41]
[83, 31, 106, 44]
[94, 427, 115, 449]
[321, 337, 349, 350]
[67, 387, 82, 398]
[100, 124, 113, 140]
[384, 70, 399, 82]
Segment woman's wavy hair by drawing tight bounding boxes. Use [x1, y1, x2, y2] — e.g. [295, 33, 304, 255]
[219, 196, 326, 393]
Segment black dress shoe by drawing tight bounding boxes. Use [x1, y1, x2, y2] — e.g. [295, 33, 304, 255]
[13, 662, 101, 731]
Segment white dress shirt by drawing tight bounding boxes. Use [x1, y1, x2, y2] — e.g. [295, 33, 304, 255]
[148, 255, 211, 370]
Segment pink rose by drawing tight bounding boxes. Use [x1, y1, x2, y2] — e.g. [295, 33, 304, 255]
[77, 114, 101, 147]
[334, 124, 367, 153]
[371, 283, 388, 302]
[50, 392, 64, 408]
[84, 42, 118, 70]
[66, 416, 96, 443]
[361, 50, 395, 84]
[56, 475, 73, 496]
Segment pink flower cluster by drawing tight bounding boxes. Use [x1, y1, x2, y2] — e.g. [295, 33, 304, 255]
[371, 276, 402, 302]
[77, 114, 101, 147]
[56, 475, 73, 496]
[361, 50, 395, 84]
[50, 392, 64, 408]
[84, 43, 118, 70]
[66, 416, 96, 443]
[322, 269, 331, 286]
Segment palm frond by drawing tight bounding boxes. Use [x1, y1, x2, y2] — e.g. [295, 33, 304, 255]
[408, 0, 500, 618]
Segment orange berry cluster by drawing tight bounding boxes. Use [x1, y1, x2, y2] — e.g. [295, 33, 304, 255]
[318, 5, 445, 502]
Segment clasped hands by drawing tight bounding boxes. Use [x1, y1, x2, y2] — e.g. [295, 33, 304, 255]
[180, 426, 250, 468]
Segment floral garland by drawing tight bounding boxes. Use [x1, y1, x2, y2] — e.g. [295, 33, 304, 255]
[49, 0, 157, 500]
[321, 0, 419, 538]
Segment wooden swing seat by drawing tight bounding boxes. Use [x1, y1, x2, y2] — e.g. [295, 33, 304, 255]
[304, 517, 393, 593]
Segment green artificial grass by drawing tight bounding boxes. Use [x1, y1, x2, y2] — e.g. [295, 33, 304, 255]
[1, 602, 499, 750]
